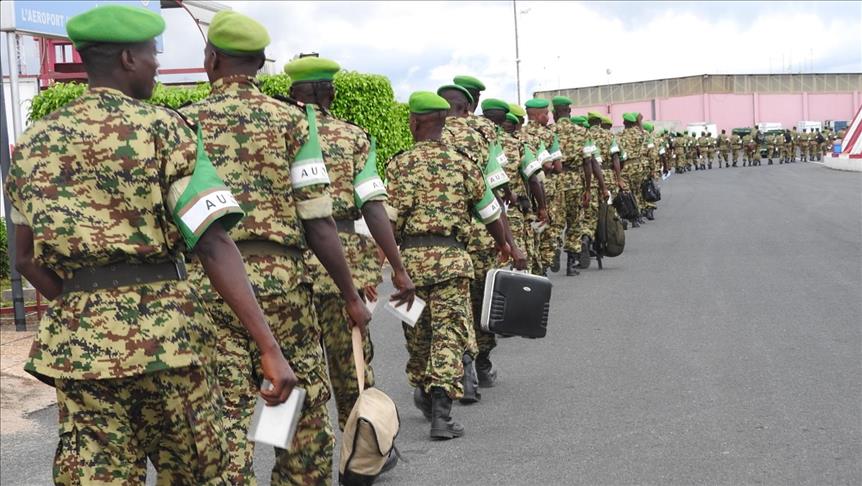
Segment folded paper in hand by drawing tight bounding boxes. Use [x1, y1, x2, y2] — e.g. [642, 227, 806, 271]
[247, 381, 305, 450]
[384, 295, 426, 327]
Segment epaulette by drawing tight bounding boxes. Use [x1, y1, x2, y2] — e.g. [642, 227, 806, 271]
[453, 147, 479, 164]
[162, 105, 198, 131]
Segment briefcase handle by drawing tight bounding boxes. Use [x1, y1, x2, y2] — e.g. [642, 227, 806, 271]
[352, 326, 366, 392]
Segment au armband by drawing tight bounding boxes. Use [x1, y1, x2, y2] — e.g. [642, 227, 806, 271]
[291, 105, 330, 189]
[484, 142, 510, 190]
[535, 142, 551, 164]
[610, 137, 621, 155]
[473, 182, 502, 225]
[353, 136, 387, 208]
[519, 145, 542, 179]
[169, 127, 244, 249]
[548, 134, 562, 161]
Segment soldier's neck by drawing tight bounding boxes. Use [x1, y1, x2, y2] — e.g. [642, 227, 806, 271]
[87, 77, 135, 99]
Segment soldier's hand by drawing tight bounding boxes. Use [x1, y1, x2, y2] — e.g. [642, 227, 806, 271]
[390, 269, 416, 311]
[581, 191, 591, 208]
[495, 242, 512, 264]
[617, 180, 628, 191]
[511, 245, 528, 271]
[346, 297, 372, 333]
[537, 208, 549, 224]
[363, 285, 378, 304]
[259, 350, 297, 406]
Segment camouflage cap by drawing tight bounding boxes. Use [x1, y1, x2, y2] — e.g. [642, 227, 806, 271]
[409, 91, 450, 114]
[66, 5, 165, 49]
[208, 11, 270, 54]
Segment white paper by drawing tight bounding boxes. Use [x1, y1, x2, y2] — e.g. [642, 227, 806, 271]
[384, 295, 426, 327]
[365, 294, 378, 314]
[247, 382, 306, 450]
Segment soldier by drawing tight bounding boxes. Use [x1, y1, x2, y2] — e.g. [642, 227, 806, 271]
[641, 122, 659, 220]
[620, 113, 644, 228]
[730, 130, 743, 167]
[552, 98, 591, 274]
[181, 14, 373, 484]
[706, 132, 718, 169]
[509, 102, 546, 274]
[697, 131, 710, 170]
[673, 132, 687, 173]
[743, 129, 757, 166]
[522, 98, 564, 275]
[718, 129, 730, 167]
[790, 126, 799, 162]
[800, 129, 810, 162]
[767, 132, 777, 165]
[582, 112, 616, 233]
[774, 131, 785, 164]
[284, 56, 415, 456]
[385, 91, 511, 439]
[686, 132, 697, 171]
[6, 6, 297, 484]
[438, 84, 526, 400]
[814, 128, 824, 161]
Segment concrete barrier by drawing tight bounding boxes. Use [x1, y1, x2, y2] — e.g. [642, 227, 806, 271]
[824, 155, 862, 172]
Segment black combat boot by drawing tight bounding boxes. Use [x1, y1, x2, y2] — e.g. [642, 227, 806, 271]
[413, 386, 432, 421]
[565, 252, 580, 276]
[430, 387, 464, 440]
[708, 162, 712, 169]
[459, 354, 481, 404]
[550, 248, 561, 273]
[630, 217, 640, 228]
[476, 352, 497, 387]
[578, 235, 592, 269]
[646, 208, 655, 220]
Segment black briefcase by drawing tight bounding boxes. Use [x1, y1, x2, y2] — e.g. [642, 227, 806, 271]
[480, 269, 552, 338]
[612, 190, 639, 219]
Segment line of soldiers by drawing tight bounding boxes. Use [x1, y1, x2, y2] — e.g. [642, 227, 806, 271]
[5, 5, 667, 485]
[668, 126, 843, 173]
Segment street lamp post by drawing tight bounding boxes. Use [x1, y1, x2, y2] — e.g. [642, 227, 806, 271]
[513, 0, 521, 104]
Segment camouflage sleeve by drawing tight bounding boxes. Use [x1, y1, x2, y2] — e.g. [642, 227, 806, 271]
[4, 140, 33, 226]
[383, 154, 413, 229]
[289, 107, 333, 220]
[464, 155, 501, 224]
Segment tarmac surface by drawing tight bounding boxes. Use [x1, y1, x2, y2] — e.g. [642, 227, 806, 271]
[1, 161, 860, 485]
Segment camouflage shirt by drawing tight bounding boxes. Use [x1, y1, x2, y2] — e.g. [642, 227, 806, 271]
[5, 87, 216, 383]
[620, 127, 644, 163]
[180, 75, 333, 287]
[554, 118, 587, 170]
[585, 125, 615, 170]
[522, 121, 557, 195]
[305, 108, 385, 294]
[385, 140, 493, 287]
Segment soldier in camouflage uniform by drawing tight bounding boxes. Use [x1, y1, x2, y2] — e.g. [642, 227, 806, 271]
[620, 113, 645, 227]
[730, 130, 743, 166]
[697, 132, 710, 170]
[439, 83, 526, 398]
[386, 91, 511, 440]
[508, 102, 547, 274]
[285, 57, 415, 468]
[553, 100, 592, 274]
[743, 130, 757, 166]
[718, 129, 730, 167]
[672, 133, 687, 173]
[522, 98, 564, 275]
[582, 112, 616, 238]
[6, 6, 297, 485]
[641, 122, 659, 220]
[181, 14, 372, 485]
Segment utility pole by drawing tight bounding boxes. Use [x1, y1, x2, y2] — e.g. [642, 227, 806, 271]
[513, 0, 521, 104]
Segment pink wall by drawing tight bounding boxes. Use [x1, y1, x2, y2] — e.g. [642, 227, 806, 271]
[708, 93, 755, 132]
[757, 94, 805, 128]
[577, 91, 861, 132]
[808, 93, 855, 122]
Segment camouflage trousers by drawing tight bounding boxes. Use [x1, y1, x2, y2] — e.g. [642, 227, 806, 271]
[54, 366, 228, 486]
[191, 257, 334, 486]
[539, 174, 566, 268]
[621, 161, 642, 215]
[720, 149, 731, 163]
[563, 170, 588, 253]
[507, 209, 538, 274]
[403, 277, 475, 399]
[731, 148, 741, 163]
[470, 249, 497, 356]
[314, 291, 375, 431]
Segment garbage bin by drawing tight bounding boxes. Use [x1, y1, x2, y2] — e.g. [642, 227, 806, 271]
[832, 141, 842, 155]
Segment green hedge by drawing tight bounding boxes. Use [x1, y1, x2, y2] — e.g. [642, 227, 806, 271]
[0, 220, 9, 282]
[27, 72, 411, 174]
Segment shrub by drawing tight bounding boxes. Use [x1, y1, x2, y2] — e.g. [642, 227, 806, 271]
[0, 221, 9, 282]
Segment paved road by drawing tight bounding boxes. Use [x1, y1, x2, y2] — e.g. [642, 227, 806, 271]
[2, 162, 860, 485]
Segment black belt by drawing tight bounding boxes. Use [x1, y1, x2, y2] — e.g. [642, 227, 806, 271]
[62, 258, 187, 295]
[236, 240, 302, 259]
[334, 219, 356, 234]
[401, 235, 466, 250]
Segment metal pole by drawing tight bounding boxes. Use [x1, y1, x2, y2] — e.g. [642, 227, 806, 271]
[1, 62, 27, 331]
[6, 32, 24, 138]
[513, 0, 521, 105]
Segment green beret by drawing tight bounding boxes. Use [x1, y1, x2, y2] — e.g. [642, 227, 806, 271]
[66, 5, 165, 49]
[481, 98, 510, 113]
[453, 75, 485, 91]
[552, 96, 573, 106]
[508, 103, 526, 118]
[587, 111, 603, 121]
[601, 115, 612, 125]
[208, 11, 270, 54]
[284, 57, 340, 83]
[623, 113, 637, 123]
[408, 91, 450, 114]
[525, 98, 550, 109]
[505, 113, 519, 124]
[437, 84, 474, 104]
[571, 115, 587, 124]
[643, 122, 655, 132]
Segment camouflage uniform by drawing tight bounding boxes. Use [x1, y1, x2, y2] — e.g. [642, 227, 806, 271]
[697, 135, 711, 169]
[5, 87, 228, 485]
[500, 130, 537, 272]
[181, 75, 335, 486]
[441, 115, 494, 363]
[522, 121, 561, 270]
[385, 140, 500, 399]
[641, 134, 659, 211]
[619, 126, 644, 213]
[304, 108, 383, 430]
[731, 133, 743, 166]
[717, 132, 730, 166]
[673, 136, 686, 172]
[555, 118, 589, 254]
[583, 124, 617, 232]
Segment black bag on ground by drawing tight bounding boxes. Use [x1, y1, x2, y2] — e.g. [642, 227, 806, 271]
[594, 199, 625, 259]
[612, 190, 639, 219]
[641, 178, 661, 203]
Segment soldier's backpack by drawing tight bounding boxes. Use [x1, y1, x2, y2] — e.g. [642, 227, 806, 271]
[612, 190, 639, 220]
[594, 199, 625, 268]
[339, 327, 400, 485]
[641, 178, 661, 203]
